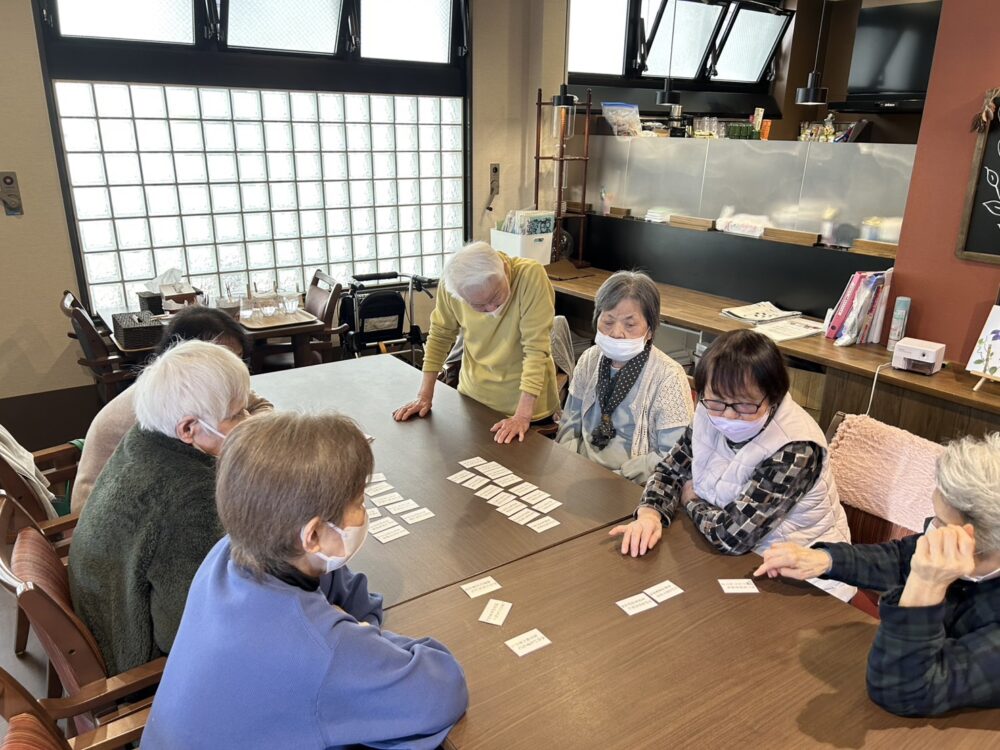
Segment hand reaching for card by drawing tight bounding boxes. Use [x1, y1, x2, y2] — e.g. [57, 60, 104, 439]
[754, 543, 832, 580]
[609, 507, 662, 557]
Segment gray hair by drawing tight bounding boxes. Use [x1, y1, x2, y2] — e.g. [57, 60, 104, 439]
[134, 339, 251, 437]
[937, 432, 1000, 554]
[442, 241, 505, 302]
[593, 270, 661, 333]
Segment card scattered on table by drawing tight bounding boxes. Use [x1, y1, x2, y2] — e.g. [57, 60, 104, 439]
[459, 457, 487, 468]
[369, 491, 404, 507]
[477, 462, 512, 480]
[505, 629, 551, 657]
[644, 580, 683, 603]
[719, 579, 759, 594]
[478, 599, 512, 626]
[447, 470, 475, 484]
[460, 576, 502, 598]
[488, 491, 515, 507]
[368, 517, 399, 534]
[364, 481, 393, 497]
[374, 525, 410, 543]
[521, 489, 549, 504]
[463, 475, 491, 490]
[366, 507, 382, 519]
[474, 484, 503, 500]
[497, 499, 527, 516]
[401, 507, 435, 524]
[509, 508, 540, 525]
[493, 474, 521, 487]
[386, 498, 419, 514]
[509, 482, 538, 497]
[616, 593, 658, 616]
[527, 516, 560, 533]
[366, 472, 386, 484]
[532, 497, 562, 514]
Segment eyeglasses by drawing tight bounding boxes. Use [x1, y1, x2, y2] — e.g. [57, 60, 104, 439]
[699, 396, 766, 416]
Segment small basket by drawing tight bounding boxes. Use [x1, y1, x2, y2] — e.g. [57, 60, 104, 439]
[112, 311, 165, 350]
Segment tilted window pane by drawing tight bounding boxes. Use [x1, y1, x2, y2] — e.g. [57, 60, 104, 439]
[568, 0, 629, 75]
[712, 8, 787, 83]
[361, 0, 452, 64]
[642, 0, 724, 79]
[56, 0, 193, 44]
[228, 0, 343, 55]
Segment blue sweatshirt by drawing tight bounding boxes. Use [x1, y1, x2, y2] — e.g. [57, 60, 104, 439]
[141, 537, 468, 749]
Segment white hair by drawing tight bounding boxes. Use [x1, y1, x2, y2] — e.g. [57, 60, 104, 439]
[134, 339, 251, 438]
[937, 432, 1000, 554]
[442, 241, 505, 302]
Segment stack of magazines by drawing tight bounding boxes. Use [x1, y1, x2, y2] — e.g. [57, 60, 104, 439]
[719, 302, 825, 343]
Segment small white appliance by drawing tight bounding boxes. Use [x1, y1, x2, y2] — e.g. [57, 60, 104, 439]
[891, 337, 945, 375]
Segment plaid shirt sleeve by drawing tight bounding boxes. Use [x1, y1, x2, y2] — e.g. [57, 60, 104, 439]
[682, 441, 823, 555]
[637, 426, 693, 525]
[866, 584, 1000, 716]
[816, 536, 915, 592]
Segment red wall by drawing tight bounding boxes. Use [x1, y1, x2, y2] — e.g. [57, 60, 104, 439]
[892, 0, 1000, 362]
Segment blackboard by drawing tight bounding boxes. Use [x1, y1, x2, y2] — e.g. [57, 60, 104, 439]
[957, 93, 1000, 264]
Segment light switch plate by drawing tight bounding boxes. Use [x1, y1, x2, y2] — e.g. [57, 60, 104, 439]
[0, 172, 23, 216]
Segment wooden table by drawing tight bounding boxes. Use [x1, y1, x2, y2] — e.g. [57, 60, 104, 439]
[549, 266, 1000, 440]
[386, 519, 1000, 749]
[251, 355, 643, 607]
[95, 307, 323, 368]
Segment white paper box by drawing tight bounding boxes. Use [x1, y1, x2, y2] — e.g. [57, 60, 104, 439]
[490, 229, 553, 265]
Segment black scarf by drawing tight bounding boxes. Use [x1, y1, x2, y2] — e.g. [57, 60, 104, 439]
[590, 342, 652, 449]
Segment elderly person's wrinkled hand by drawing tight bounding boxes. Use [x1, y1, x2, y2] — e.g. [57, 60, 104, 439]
[490, 414, 531, 444]
[609, 507, 662, 557]
[393, 395, 433, 422]
[911, 524, 977, 587]
[754, 542, 833, 580]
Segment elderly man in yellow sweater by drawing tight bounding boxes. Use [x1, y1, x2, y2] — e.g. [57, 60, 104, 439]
[394, 241, 559, 443]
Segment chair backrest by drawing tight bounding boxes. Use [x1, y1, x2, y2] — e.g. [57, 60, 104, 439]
[305, 270, 344, 332]
[826, 411, 941, 544]
[0, 454, 52, 527]
[11, 528, 107, 697]
[67, 306, 113, 374]
[59, 290, 83, 320]
[0, 669, 70, 750]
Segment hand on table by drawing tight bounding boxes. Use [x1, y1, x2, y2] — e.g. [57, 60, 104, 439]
[900, 524, 976, 607]
[491, 414, 531, 444]
[393, 395, 432, 421]
[754, 543, 833, 580]
[609, 507, 662, 557]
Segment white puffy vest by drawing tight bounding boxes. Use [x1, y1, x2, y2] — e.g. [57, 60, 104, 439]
[691, 393, 856, 602]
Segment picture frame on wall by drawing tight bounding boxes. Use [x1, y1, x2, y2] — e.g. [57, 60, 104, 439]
[957, 88, 1000, 265]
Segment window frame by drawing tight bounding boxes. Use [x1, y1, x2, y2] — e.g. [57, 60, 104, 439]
[34, 0, 471, 312]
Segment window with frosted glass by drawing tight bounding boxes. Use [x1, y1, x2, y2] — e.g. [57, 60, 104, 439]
[567, 0, 629, 76]
[360, 0, 453, 63]
[56, 0, 194, 45]
[711, 6, 789, 83]
[641, 0, 725, 79]
[54, 81, 465, 311]
[227, 0, 343, 55]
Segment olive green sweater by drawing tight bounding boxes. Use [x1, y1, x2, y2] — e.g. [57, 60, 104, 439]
[68, 426, 221, 676]
[422, 253, 558, 420]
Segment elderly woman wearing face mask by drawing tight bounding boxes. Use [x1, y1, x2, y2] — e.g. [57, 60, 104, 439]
[611, 329, 854, 601]
[755, 432, 1000, 717]
[556, 271, 692, 484]
[393, 241, 559, 444]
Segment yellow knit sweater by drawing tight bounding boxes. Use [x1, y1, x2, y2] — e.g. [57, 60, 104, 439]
[422, 252, 558, 420]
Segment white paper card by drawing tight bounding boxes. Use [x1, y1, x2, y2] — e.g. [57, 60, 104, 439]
[528, 516, 560, 533]
[447, 470, 475, 484]
[386, 499, 419, 514]
[497, 499, 527, 516]
[488, 491, 515, 507]
[492, 474, 521, 487]
[509, 482, 538, 497]
[366, 472, 387, 484]
[364, 481, 393, 496]
[616, 593, 658, 616]
[366, 507, 382, 519]
[644, 580, 684, 603]
[505, 628, 551, 657]
[368, 517, 399, 534]
[474, 484, 503, 500]
[510, 508, 540, 525]
[374, 525, 410, 543]
[478, 599, 512, 626]
[401, 507, 435, 524]
[477, 462, 512, 480]
[370, 491, 404, 507]
[459, 457, 487, 468]
[521, 489, 550, 504]
[460, 576, 502, 598]
[532, 497, 562, 514]
[463, 475, 491, 490]
[719, 579, 759, 594]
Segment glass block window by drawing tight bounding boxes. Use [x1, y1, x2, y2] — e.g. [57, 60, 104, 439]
[54, 82, 465, 311]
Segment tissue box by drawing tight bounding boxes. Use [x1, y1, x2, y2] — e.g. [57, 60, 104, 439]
[490, 229, 553, 265]
[160, 283, 201, 304]
[137, 291, 164, 314]
[112, 311, 165, 350]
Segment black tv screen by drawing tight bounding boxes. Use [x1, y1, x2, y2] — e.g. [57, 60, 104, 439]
[847, 1, 941, 98]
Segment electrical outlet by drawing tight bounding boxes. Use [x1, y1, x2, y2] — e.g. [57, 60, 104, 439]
[0, 172, 23, 216]
[489, 163, 500, 195]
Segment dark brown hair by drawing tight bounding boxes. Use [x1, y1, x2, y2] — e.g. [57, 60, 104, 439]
[216, 411, 374, 576]
[694, 329, 789, 404]
[156, 306, 250, 356]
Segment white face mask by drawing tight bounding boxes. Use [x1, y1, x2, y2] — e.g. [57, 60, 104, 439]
[595, 331, 647, 362]
[707, 410, 770, 443]
[302, 515, 369, 574]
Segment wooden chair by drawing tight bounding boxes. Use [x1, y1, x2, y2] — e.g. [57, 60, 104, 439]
[0, 666, 149, 750]
[60, 292, 134, 403]
[6, 526, 164, 735]
[259, 271, 349, 370]
[0, 439, 81, 526]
